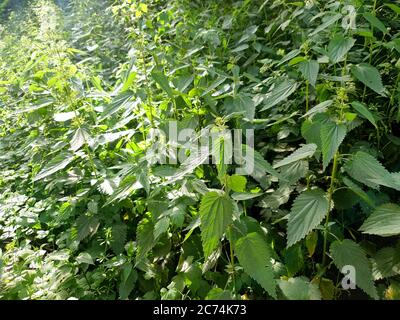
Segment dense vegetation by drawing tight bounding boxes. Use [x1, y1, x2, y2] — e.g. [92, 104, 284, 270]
[1, 0, 400, 300]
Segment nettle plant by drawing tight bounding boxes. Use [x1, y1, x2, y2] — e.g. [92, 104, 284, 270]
[1, 0, 400, 300]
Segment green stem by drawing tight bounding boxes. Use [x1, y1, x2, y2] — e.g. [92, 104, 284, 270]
[322, 151, 339, 266]
[305, 80, 309, 113]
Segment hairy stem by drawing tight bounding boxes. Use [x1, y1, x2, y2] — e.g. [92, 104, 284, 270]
[322, 151, 339, 266]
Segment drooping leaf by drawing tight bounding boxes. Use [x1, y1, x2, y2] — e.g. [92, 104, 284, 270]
[320, 121, 346, 170]
[327, 35, 355, 64]
[135, 217, 155, 265]
[235, 232, 276, 298]
[330, 239, 377, 299]
[287, 189, 329, 247]
[385, 3, 400, 15]
[359, 203, 400, 237]
[33, 152, 75, 182]
[344, 151, 400, 191]
[351, 63, 385, 95]
[70, 127, 90, 152]
[154, 216, 170, 240]
[119, 264, 138, 300]
[273, 144, 317, 169]
[309, 14, 342, 37]
[151, 69, 174, 98]
[363, 12, 387, 34]
[110, 223, 128, 255]
[76, 252, 94, 265]
[302, 100, 333, 119]
[371, 246, 400, 280]
[298, 60, 319, 87]
[278, 277, 321, 300]
[350, 101, 378, 129]
[224, 94, 255, 120]
[260, 79, 298, 111]
[200, 192, 233, 258]
[76, 215, 100, 242]
[99, 91, 136, 121]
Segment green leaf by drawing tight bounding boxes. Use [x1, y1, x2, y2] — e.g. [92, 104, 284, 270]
[287, 189, 329, 247]
[200, 192, 233, 258]
[224, 94, 255, 120]
[154, 216, 170, 240]
[135, 217, 155, 265]
[278, 277, 321, 300]
[371, 246, 400, 280]
[260, 79, 298, 111]
[110, 223, 128, 255]
[33, 152, 75, 182]
[309, 13, 342, 37]
[273, 144, 317, 169]
[119, 264, 138, 300]
[151, 69, 174, 98]
[231, 192, 263, 201]
[321, 121, 346, 170]
[76, 252, 94, 265]
[327, 36, 355, 64]
[54, 111, 78, 122]
[202, 76, 227, 97]
[363, 12, 387, 34]
[76, 215, 100, 242]
[306, 231, 318, 257]
[70, 127, 89, 152]
[235, 232, 276, 298]
[385, 3, 400, 15]
[330, 239, 377, 299]
[238, 145, 281, 181]
[344, 151, 400, 191]
[227, 175, 247, 192]
[350, 101, 378, 128]
[298, 60, 319, 87]
[284, 244, 304, 277]
[302, 100, 333, 119]
[359, 203, 400, 237]
[351, 63, 385, 95]
[99, 91, 136, 121]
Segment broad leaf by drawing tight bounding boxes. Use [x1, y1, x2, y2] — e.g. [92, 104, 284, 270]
[321, 121, 346, 170]
[350, 101, 377, 129]
[330, 239, 377, 299]
[235, 232, 276, 298]
[151, 69, 174, 98]
[200, 192, 233, 258]
[287, 189, 329, 247]
[273, 144, 317, 169]
[278, 277, 321, 300]
[260, 79, 298, 111]
[344, 151, 400, 191]
[371, 246, 400, 280]
[363, 12, 387, 34]
[33, 152, 75, 182]
[351, 63, 385, 95]
[327, 36, 355, 64]
[359, 203, 400, 237]
[70, 128, 90, 152]
[135, 217, 155, 265]
[309, 14, 342, 37]
[298, 60, 319, 87]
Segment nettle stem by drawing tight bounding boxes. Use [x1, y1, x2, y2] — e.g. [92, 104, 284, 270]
[322, 151, 339, 266]
[305, 80, 309, 113]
